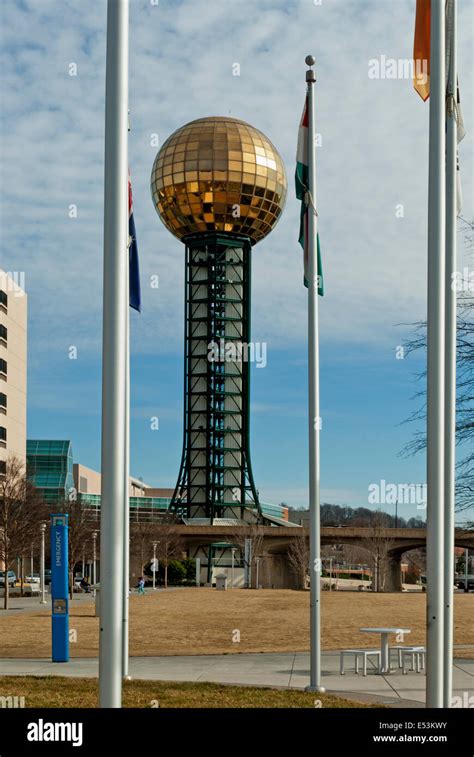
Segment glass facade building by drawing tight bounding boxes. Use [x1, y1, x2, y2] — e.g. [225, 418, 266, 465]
[27, 439, 74, 503]
[26, 438, 288, 522]
[75, 494, 285, 523]
[79, 492, 171, 522]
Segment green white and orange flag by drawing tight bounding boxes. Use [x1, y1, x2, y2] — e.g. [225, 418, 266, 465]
[295, 94, 324, 295]
[413, 0, 466, 213]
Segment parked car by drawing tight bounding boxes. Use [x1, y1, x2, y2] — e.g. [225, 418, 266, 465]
[44, 569, 52, 585]
[0, 571, 16, 587]
[456, 576, 474, 592]
[25, 574, 41, 584]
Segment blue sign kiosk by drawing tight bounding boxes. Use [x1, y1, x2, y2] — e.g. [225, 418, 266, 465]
[50, 513, 69, 663]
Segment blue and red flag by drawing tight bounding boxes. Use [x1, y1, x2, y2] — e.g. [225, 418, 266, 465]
[128, 172, 141, 312]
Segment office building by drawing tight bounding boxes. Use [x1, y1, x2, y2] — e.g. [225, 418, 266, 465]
[0, 269, 27, 475]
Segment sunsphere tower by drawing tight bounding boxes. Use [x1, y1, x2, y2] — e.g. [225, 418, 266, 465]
[151, 116, 287, 523]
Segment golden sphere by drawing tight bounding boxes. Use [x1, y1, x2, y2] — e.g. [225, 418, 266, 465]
[150, 116, 287, 244]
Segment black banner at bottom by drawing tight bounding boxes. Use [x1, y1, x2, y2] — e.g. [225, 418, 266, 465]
[0, 707, 472, 756]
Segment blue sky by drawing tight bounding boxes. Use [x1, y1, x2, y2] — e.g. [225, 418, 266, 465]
[0, 0, 472, 520]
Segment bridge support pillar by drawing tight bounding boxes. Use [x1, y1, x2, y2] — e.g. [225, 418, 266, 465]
[260, 554, 298, 589]
[383, 553, 403, 592]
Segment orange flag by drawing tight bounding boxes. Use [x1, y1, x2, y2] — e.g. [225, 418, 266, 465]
[413, 0, 431, 100]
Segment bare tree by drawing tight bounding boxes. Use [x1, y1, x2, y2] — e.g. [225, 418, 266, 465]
[401, 222, 473, 513]
[16, 507, 44, 598]
[358, 513, 395, 592]
[405, 547, 426, 574]
[130, 521, 158, 577]
[153, 514, 184, 589]
[55, 497, 96, 598]
[231, 523, 265, 588]
[0, 456, 48, 609]
[403, 547, 426, 584]
[287, 530, 309, 590]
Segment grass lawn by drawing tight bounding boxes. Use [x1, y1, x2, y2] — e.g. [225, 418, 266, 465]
[0, 589, 472, 658]
[0, 676, 373, 708]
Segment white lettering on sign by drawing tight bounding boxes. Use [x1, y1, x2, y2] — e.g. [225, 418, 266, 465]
[55, 532, 62, 567]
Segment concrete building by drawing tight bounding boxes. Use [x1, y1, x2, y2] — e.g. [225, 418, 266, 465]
[73, 461, 174, 521]
[73, 462, 173, 500]
[0, 269, 27, 475]
[288, 509, 310, 526]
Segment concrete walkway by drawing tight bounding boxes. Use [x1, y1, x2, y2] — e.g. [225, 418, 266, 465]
[0, 587, 175, 616]
[0, 652, 472, 707]
[0, 594, 95, 617]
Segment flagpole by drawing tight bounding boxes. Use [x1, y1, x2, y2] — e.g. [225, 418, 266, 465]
[122, 123, 132, 684]
[426, 0, 446, 709]
[99, 0, 128, 708]
[304, 55, 325, 694]
[443, 0, 457, 709]
[122, 253, 130, 680]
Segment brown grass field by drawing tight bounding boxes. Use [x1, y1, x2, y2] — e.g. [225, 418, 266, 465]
[0, 589, 472, 659]
[0, 676, 373, 708]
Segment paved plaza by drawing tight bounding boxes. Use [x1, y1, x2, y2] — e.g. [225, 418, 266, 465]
[0, 651, 472, 707]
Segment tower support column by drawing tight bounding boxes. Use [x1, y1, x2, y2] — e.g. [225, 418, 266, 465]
[171, 233, 261, 523]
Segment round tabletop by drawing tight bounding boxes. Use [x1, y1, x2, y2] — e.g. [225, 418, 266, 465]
[360, 627, 411, 633]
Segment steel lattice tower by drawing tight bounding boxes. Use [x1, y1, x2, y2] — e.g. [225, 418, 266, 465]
[172, 232, 260, 520]
[150, 117, 287, 523]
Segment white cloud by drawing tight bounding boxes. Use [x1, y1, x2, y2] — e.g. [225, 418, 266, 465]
[0, 0, 472, 362]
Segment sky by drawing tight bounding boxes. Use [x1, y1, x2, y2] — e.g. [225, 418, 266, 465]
[0, 0, 472, 521]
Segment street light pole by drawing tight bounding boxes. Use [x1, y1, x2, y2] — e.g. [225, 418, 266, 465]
[152, 542, 157, 591]
[92, 531, 98, 588]
[40, 523, 46, 604]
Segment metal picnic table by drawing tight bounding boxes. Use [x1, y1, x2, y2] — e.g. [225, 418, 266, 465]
[359, 627, 411, 674]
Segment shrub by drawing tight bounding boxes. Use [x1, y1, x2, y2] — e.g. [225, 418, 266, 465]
[167, 560, 186, 584]
[181, 558, 196, 581]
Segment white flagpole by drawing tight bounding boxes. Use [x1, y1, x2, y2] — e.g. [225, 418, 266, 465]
[426, 0, 446, 709]
[122, 126, 131, 683]
[443, 0, 457, 709]
[99, 0, 129, 708]
[304, 55, 325, 694]
[122, 253, 130, 680]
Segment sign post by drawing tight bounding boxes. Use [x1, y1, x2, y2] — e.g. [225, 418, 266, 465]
[244, 537, 251, 588]
[195, 557, 200, 588]
[50, 513, 69, 663]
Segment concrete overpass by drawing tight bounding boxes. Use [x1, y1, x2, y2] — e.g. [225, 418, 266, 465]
[176, 525, 474, 591]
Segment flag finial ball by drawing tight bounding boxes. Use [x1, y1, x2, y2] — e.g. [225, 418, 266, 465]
[305, 55, 316, 67]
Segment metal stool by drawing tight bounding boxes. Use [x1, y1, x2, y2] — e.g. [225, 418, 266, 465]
[390, 644, 425, 669]
[340, 649, 381, 676]
[401, 646, 426, 674]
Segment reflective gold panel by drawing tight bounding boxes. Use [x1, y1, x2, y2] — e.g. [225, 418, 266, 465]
[150, 116, 287, 244]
